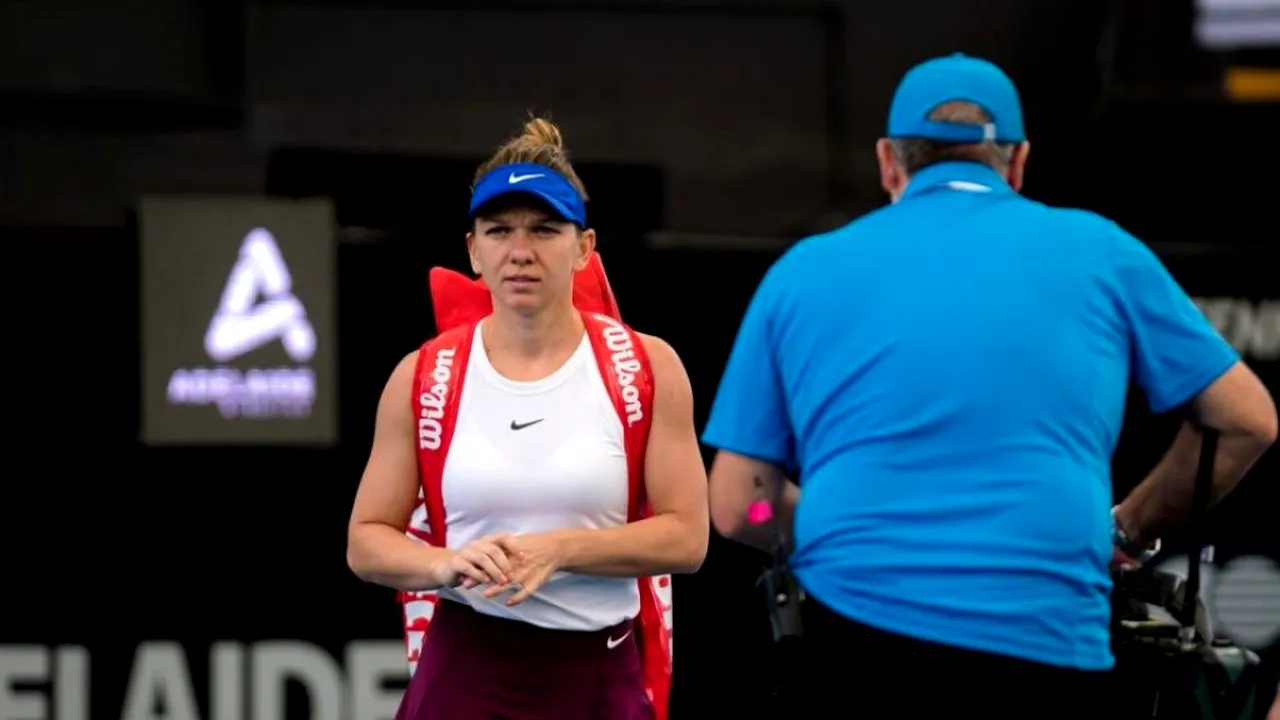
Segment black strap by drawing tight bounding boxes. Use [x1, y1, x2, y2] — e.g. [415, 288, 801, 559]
[754, 470, 804, 641]
[1179, 426, 1219, 630]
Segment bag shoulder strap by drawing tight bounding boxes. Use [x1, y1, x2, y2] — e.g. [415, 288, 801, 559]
[411, 323, 478, 546]
[581, 312, 655, 517]
[581, 313, 673, 720]
[399, 322, 477, 669]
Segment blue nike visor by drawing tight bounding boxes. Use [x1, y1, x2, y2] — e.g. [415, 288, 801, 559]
[469, 162, 587, 226]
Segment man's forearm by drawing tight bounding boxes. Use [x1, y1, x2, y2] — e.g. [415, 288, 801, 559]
[719, 480, 800, 553]
[1116, 421, 1269, 544]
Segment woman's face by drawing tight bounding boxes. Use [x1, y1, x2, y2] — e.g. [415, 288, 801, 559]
[468, 205, 595, 316]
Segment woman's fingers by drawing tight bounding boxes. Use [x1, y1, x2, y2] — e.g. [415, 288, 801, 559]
[454, 538, 515, 589]
[506, 578, 539, 606]
[452, 557, 493, 587]
[477, 541, 514, 582]
[483, 582, 515, 599]
[465, 543, 510, 585]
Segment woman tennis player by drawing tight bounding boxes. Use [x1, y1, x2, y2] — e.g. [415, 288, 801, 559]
[347, 117, 708, 720]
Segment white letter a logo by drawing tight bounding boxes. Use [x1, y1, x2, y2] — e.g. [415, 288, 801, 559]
[204, 228, 317, 363]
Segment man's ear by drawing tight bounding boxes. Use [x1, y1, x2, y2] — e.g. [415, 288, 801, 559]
[875, 138, 909, 202]
[1007, 141, 1031, 192]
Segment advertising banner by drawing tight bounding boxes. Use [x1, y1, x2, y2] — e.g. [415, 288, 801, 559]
[139, 197, 338, 446]
[0, 641, 407, 720]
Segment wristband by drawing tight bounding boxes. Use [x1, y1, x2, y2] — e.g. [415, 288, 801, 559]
[1111, 506, 1161, 564]
[746, 499, 774, 526]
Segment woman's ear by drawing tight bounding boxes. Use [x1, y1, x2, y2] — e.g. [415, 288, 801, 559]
[575, 228, 597, 271]
[465, 232, 481, 275]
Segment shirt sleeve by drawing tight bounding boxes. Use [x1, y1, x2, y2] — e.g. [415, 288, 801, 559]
[701, 263, 796, 467]
[1110, 227, 1239, 414]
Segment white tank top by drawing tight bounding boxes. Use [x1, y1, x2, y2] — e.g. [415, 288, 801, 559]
[436, 322, 641, 630]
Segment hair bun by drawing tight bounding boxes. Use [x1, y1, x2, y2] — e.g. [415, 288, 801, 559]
[520, 117, 564, 150]
[471, 115, 587, 200]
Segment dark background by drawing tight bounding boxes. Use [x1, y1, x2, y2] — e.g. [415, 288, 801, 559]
[1, 0, 1276, 718]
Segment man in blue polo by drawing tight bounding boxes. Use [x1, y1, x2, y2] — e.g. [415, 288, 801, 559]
[703, 54, 1276, 716]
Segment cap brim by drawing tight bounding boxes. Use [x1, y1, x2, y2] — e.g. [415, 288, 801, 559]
[470, 189, 581, 225]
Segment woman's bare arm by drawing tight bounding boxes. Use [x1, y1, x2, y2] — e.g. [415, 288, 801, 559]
[550, 334, 710, 576]
[346, 351, 455, 591]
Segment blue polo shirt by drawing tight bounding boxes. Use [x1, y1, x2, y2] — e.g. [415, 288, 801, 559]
[702, 161, 1239, 670]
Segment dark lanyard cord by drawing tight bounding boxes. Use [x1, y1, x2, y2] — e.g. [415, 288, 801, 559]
[1181, 426, 1218, 630]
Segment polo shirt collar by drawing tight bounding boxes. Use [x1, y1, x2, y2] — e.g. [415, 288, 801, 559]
[899, 161, 1012, 201]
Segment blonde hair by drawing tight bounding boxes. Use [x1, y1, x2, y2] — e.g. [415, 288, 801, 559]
[472, 116, 589, 200]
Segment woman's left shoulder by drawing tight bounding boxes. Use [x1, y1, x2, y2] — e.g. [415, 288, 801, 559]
[636, 332, 676, 362]
[635, 333, 690, 384]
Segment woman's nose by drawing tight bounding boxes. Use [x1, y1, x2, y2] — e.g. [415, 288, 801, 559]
[506, 230, 537, 259]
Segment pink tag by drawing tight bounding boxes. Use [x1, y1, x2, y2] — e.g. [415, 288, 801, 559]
[746, 500, 774, 526]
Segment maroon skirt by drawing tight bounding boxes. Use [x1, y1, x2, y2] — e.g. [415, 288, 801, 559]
[395, 599, 653, 720]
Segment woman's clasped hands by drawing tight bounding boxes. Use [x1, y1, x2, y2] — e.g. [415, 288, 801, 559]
[435, 532, 565, 606]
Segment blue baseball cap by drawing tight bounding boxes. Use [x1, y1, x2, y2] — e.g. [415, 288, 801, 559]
[468, 162, 587, 226]
[887, 53, 1025, 144]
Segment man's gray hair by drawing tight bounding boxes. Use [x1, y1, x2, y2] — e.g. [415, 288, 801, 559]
[889, 101, 1016, 174]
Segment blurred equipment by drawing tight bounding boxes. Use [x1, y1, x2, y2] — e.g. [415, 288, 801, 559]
[1195, 0, 1280, 102]
[1113, 428, 1265, 719]
[1195, 0, 1280, 51]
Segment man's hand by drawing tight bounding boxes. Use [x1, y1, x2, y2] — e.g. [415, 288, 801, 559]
[1111, 506, 1161, 570]
[1110, 546, 1144, 573]
[493, 533, 566, 606]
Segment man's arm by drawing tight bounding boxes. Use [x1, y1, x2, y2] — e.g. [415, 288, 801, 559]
[1115, 363, 1276, 544]
[708, 452, 800, 552]
[551, 334, 710, 576]
[702, 263, 799, 549]
[1108, 230, 1277, 544]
